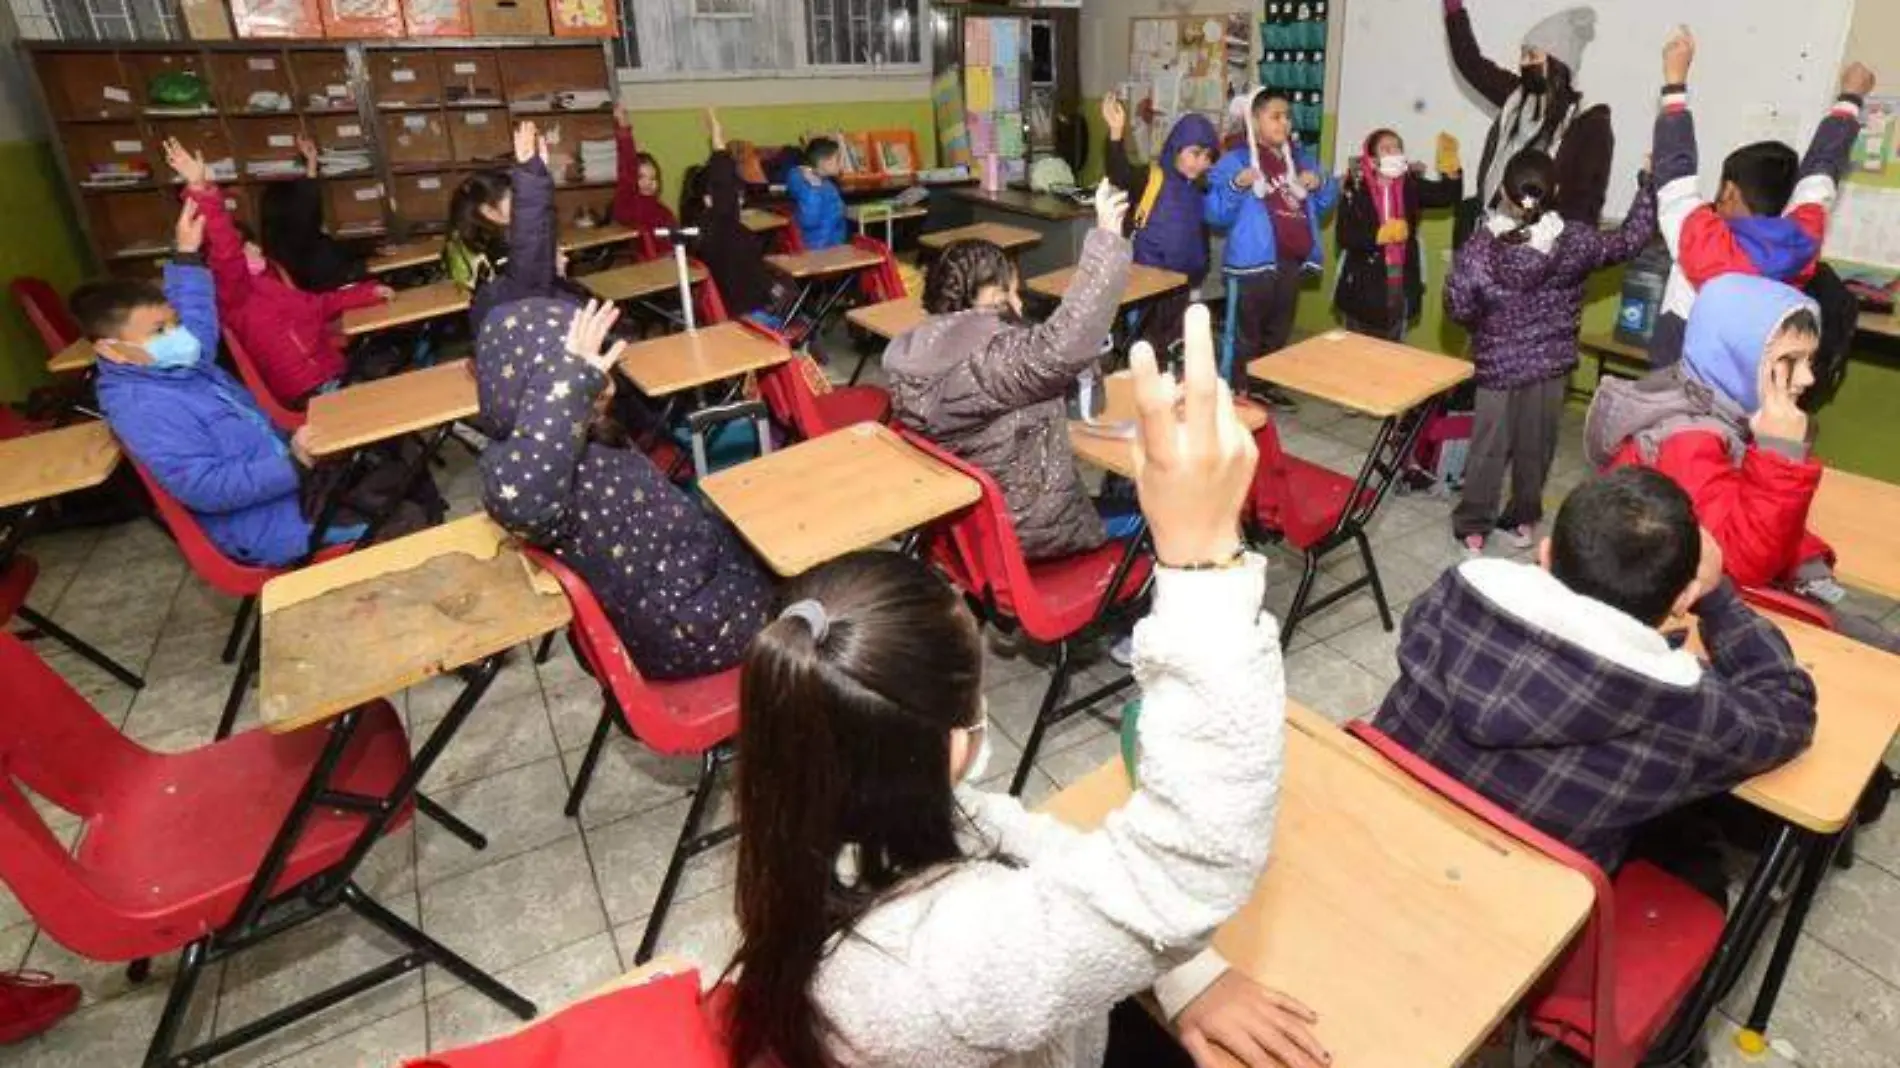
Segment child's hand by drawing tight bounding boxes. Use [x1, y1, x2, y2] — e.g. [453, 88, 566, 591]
[297, 135, 319, 170]
[1129, 304, 1255, 570]
[1663, 26, 1695, 85]
[174, 199, 205, 254]
[1435, 132, 1462, 176]
[1749, 359, 1810, 444]
[514, 121, 540, 164]
[374, 285, 396, 302]
[1176, 970, 1328, 1068]
[1234, 167, 1261, 190]
[164, 137, 211, 189]
[1101, 92, 1127, 139]
[705, 106, 726, 150]
[290, 425, 317, 468]
[1687, 527, 1726, 607]
[564, 299, 628, 374]
[1297, 170, 1322, 191]
[1093, 179, 1129, 233]
[1843, 62, 1876, 98]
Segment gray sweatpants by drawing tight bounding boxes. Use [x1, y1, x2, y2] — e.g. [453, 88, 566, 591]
[1453, 376, 1568, 539]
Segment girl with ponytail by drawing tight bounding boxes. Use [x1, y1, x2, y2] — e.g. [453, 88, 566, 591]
[727, 308, 1328, 1068]
[1444, 147, 1659, 557]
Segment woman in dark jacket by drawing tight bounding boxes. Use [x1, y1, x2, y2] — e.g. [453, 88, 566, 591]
[1334, 128, 1462, 340]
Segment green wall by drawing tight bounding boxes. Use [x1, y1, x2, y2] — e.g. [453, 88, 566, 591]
[0, 139, 87, 405]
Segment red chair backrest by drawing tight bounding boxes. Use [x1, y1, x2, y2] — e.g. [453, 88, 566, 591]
[404, 969, 727, 1067]
[1249, 416, 1345, 549]
[9, 276, 80, 353]
[0, 554, 38, 626]
[777, 209, 807, 255]
[692, 259, 729, 326]
[849, 234, 904, 304]
[1739, 586, 1834, 630]
[221, 327, 307, 432]
[522, 547, 722, 756]
[735, 319, 828, 439]
[1345, 720, 1627, 1068]
[125, 457, 284, 598]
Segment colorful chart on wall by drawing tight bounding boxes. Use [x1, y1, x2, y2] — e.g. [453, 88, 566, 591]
[965, 17, 1026, 160]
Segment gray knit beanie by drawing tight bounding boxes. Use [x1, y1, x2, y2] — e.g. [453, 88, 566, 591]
[1522, 7, 1596, 75]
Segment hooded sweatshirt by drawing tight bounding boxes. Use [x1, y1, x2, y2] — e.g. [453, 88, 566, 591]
[1586, 275, 1832, 588]
[1104, 113, 1218, 284]
[1374, 559, 1815, 869]
[476, 297, 773, 680]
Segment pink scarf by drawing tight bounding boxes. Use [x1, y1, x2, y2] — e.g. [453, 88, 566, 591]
[1361, 154, 1407, 271]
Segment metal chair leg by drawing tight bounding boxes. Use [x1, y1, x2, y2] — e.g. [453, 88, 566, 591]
[221, 595, 255, 664]
[532, 632, 556, 665]
[216, 623, 260, 740]
[1355, 530, 1395, 632]
[416, 792, 487, 851]
[140, 940, 210, 1068]
[1280, 554, 1322, 649]
[562, 702, 616, 818]
[1009, 643, 1074, 797]
[15, 605, 145, 689]
[340, 883, 535, 1020]
[634, 751, 724, 964]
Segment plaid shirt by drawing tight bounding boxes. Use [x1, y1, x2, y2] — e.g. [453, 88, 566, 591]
[1374, 567, 1816, 869]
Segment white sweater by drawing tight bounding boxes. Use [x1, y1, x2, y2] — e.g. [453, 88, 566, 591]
[812, 557, 1286, 1068]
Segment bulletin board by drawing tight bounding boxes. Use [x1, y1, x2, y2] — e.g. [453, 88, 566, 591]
[1829, 0, 1900, 273]
[1122, 12, 1254, 162]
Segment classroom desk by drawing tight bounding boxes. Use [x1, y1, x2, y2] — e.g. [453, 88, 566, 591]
[742, 208, 790, 234]
[918, 221, 1044, 255]
[365, 239, 441, 276]
[846, 295, 925, 341]
[1027, 263, 1189, 357]
[767, 245, 888, 342]
[47, 338, 96, 375]
[578, 259, 707, 304]
[1807, 468, 1900, 600]
[1578, 332, 1651, 388]
[302, 359, 479, 458]
[1247, 331, 1474, 644]
[699, 422, 981, 576]
[339, 281, 470, 337]
[615, 321, 790, 398]
[560, 221, 640, 253]
[1854, 308, 1900, 340]
[951, 187, 1092, 278]
[1041, 702, 1594, 1068]
[1069, 372, 1270, 480]
[848, 201, 929, 245]
[0, 421, 139, 688]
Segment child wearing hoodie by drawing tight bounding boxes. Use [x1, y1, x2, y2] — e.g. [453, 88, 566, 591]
[1101, 93, 1218, 354]
[1375, 466, 1815, 883]
[1333, 128, 1463, 340]
[1206, 89, 1338, 398]
[1646, 28, 1872, 369]
[611, 101, 679, 254]
[1585, 274, 1900, 651]
[1446, 148, 1655, 556]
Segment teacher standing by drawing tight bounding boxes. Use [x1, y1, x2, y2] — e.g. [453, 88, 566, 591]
[1443, 1, 1614, 245]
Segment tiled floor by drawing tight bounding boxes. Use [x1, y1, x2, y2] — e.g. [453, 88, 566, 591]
[5, 377, 1899, 1066]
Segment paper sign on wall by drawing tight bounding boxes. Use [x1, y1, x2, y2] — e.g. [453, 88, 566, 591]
[112, 140, 144, 153]
[403, 115, 428, 130]
[103, 87, 131, 103]
[417, 177, 442, 190]
[391, 69, 417, 83]
[353, 185, 385, 201]
[453, 62, 478, 75]
[248, 58, 277, 71]
[268, 134, 295, 147]
[338, 123, 362, 137]
[465, 113, 489, 125]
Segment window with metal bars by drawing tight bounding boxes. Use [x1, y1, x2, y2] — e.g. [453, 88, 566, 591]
[806, 0, 919, 67]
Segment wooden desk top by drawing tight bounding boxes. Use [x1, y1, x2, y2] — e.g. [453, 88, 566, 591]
[0, 421, 123, 510]
[1040, 703, 1594, 1068]
[560, 222, 640, 253]
[1069, 373, 1269, 480]
[919, 222, 1044, 252]
[616, 321, 790, 397]
[742, 209, 789, 233]
[846, 295, 926, 341]
[578, 259, 706, 304]
[848, 202, 929, 223]
[259, 515, 571, 734]
[766, 244, 886, 280]
[700, 422, 982, 576]
[1578, 332, 1651, 364]
[302, 359, 480, 458]
[952, 186, 1092, 221]
[1855, 309, 1900, 340]
[365, 239, 441, 275]
[1027, 263, 1188, 308]
[340, 281, 470, 337]
[47, 338, 96, 375]
[1807, 468, 1900, 601]
[1248, 330, 1475, 419]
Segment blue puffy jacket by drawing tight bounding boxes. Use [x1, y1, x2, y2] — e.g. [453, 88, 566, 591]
[96, 262, 312, 567]
[1205, 142, 1337, 273]
[787, 167, 847, 250]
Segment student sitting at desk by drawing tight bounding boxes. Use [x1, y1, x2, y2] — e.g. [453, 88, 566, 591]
[727, 316, 1327, 1068]
[479, 298, 773, 679]
[681, 108, 793, 323]
[446, 121, 591, 333]
[886, 181, 1132, 562]
[1375, 467, 1816, 891]
[1101, 92, 1218, 354]
[1587, 275, 1900, 652]
[166, 139, 394, 408]
[259, 136, 370, 293]
[787, 136, 848, 251]
[610, 100, 678, 255]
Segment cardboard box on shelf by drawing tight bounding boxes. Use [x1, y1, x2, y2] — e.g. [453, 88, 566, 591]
[405, 0, 474, 36]
[321, 0, 405, 38]
[181, 0, 235, 39]
[229, 0, 325, 39]
[549, 0, 615, 38]
[470, 0, 550, 36]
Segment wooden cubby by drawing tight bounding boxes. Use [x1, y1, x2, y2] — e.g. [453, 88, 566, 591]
[27, 39, 614, 269]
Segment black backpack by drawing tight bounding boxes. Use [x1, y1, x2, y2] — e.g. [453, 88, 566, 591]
[1801, 261, 1858, 412]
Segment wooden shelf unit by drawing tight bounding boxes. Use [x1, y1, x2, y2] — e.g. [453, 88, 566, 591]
[25, 38, 616, 272]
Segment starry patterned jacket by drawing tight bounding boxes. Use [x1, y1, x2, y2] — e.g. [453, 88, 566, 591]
[476, 300, 773, 680]
[885, 227, 1132, 561]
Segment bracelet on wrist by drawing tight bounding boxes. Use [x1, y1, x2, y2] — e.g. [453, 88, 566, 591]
[1163, 546, 1247, 572]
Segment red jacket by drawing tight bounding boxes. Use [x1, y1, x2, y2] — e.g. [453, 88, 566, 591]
[187, 185, 384, 405]
[1608, 430, 1831, 589]
[611, 122, 678, 258]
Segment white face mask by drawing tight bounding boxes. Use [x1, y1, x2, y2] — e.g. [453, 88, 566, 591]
[1377, 154, 1408, 179]
[956, 699, 994, 786]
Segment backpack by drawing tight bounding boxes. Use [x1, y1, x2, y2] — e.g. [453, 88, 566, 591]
[1800, 261, 1858, 413]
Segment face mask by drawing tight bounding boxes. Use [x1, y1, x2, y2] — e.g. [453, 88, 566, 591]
[1519, 65, 1548, 93]
[956, 700, 994, 786]
[1377, 154, 1408, 179]
[144, 326, 202, 369]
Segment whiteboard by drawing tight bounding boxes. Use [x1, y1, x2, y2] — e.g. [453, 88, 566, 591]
[1333, 0, 1856, 217]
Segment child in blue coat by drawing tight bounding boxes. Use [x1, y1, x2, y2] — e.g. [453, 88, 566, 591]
[1206, 89, 1339, 398]
[787, 137, 848, 250]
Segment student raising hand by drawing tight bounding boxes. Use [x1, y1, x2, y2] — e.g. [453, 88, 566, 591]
[1094, 178, 1130, 234]
[164, 138, 211, 189]
[513, 120, 546, 165]
[564, 299, 628, 374]
[174, 198, 205, 255]
[1662, 26, 1695, 85]
[1101, 91, 1128, 139]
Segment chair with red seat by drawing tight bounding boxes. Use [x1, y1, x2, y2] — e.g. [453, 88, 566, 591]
[9, 277, 80, 356]
[409, 968, 727, 1068]
[0, 630, 529, 1067]
[221, 327, 307, 433]
[1246, 414, 1390, 648]
[1345, 720, 1727, 1068]
[744, 319, 891, 440]
[525, 547, 739, 965]
[897, 429, 1154, 795]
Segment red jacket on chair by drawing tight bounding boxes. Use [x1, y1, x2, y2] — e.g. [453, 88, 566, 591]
[186, 185, 385, 406]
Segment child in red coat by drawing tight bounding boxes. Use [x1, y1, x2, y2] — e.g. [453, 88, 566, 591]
[611, 102, 679, 256]
[165, 138, 391, 409]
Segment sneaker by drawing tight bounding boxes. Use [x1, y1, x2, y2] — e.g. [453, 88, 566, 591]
[1109, 633, 1135, 668]
[1794, 575, 1849, 606]
[1504, 523, 1536, 550]
[1460, 534, 1486, 559]
[0, 972, 81, 1045]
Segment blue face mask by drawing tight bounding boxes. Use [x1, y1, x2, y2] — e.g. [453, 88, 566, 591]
[143, 326, 202, 369]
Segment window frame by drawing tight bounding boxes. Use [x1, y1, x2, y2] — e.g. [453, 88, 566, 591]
[614, 0, 930, 83]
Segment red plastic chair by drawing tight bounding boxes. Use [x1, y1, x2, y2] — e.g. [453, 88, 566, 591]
[9, 277, 80, 355]
[1346, 721, 1728, 1068]
[525, 547, 739, 965]
[776, 208, 808, 255]
[897, 429, 1154, 795]
[741, 318, 891, 440]
[0, 630, 419, 1065]
[221, 327, 307, 432]
[407, 969, 726, 1067]
[1246, 415, 1390, 647]
[1738, 586, 1834, 629]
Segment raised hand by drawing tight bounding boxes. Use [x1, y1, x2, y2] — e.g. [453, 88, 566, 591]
[564, 299, 628, 374]
[705, 106, 726, 151]
[1130, 303, 1256, 569]
[1843, 62, 1876, 98]
[1093, 178, 1130, 234]
[1435, 131, 1462, 176]
[1297, 170, 1322, 191]
[1749, 357, 1809, 445]
[174, 199, 205, 254]
[297, 134, 319, 177]
[164, 137, 211, 189]
[514, 120, 540, 164]
[1101, 92, 1128, 139]
[1663, 26, 1695, 85]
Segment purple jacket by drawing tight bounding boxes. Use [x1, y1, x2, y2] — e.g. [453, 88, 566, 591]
[1445, 176, 1656, 389]
[1106, 114, 1219, 284]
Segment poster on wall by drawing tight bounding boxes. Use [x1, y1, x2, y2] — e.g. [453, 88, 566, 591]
[1124, 12, 1253, 161]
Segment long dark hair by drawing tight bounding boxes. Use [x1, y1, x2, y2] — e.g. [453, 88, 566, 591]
[679, 163, 709, 232]
[923, 239, 1015, 316]
[727, 551, 984, 1068]
[1498, 149, 1556, 245]
[449, 169, 511, 257]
